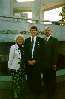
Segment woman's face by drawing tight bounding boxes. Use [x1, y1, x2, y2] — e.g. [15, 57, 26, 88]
[16, 36, 24, 45]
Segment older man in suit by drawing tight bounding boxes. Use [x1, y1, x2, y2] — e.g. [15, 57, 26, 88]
[24, 26, 42, 98]
[40, 26, 58, 99]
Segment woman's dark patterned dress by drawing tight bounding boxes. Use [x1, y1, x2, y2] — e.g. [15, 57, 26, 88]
[9, 45, 25, 98]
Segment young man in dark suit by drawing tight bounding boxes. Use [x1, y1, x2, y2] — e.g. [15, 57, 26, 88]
[24, 26, 42, 98]
[40, 26, 58, 99]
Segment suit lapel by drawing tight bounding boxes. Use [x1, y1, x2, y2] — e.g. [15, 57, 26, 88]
[35, 36, 38, 45]
[28, 37, 32, 48]
[47, 36, 52, 44]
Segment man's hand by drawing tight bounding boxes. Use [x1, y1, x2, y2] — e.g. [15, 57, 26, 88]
[27, 60, 36, 65]
[32, 60, 36, 64]
[52, 65, 56, 71]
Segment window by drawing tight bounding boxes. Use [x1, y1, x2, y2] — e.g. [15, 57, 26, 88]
[23, 12, 32, 23]
[44, 7, 62, 21]
[16, 0, 34, 2]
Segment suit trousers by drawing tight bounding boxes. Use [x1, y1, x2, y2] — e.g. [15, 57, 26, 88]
[43, 68, 56, 99]
[26, 64, 42, 94]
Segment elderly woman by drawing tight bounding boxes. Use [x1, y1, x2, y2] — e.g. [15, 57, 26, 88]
[8, 34, 25, 99]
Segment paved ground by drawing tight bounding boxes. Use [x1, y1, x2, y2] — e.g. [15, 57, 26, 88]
[0, 81, 65, 99]
[0, 69, 65, 99]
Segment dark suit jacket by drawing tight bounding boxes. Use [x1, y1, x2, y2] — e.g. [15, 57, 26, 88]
[24, 36, 42, 62]
[40, 36, 58, 71]
[24, 36, 42, 72]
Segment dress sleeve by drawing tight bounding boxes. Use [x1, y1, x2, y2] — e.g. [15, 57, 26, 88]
[8, 45, 15, 69]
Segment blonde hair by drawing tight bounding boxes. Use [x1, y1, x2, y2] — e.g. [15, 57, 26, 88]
[15, 34, 25, 42]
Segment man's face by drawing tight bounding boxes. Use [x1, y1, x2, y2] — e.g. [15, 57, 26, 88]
[44, 28, 51, 37]
[30, 29, 37, 37]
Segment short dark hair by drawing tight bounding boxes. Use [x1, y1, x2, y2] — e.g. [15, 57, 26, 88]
[30, 26, 38, 31]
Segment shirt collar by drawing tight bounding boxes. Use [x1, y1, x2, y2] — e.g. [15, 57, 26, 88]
[45, 35, 51, 41]
[31, 36, 36, 42]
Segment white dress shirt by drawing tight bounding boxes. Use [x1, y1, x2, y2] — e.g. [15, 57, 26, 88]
[45, 35, 51, 41]
[31, 36, 36, 58]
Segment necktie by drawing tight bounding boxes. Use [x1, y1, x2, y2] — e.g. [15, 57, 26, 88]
[32, 38, 34, 47]
[45, 37, 48, 44]
[45, 37, 47, 41]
